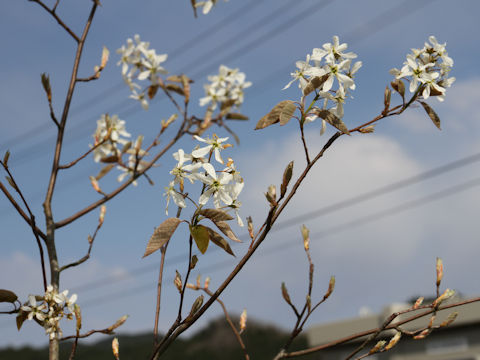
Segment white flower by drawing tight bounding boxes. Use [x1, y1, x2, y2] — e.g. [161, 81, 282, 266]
[164, 181, 186, 215]
[226, 180, 244, 226]
[200, 65, 250, 109]
[195, 0, 228, 15]
[196, 165, 233, 208]
[92, 114, 131, 162]
[283, 55, 325, 90]
[21, 295, 46, 321]
[170, 149, 203, 185]
[322, 59, 355, 92]
[130, 90, 149, 110]
[192, 135, 230, 164]
[311, 35, 357, 65]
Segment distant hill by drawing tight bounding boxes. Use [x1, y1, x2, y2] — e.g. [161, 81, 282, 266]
[0, 316, 313, 359]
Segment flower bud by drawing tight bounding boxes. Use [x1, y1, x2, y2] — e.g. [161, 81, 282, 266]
[301, 224, 310, 251]
[99, 205, 106, 226]
[174, 270, 182, 293]
[239, 309, 247, 334]
[112, 337, 120, 360]
[265, 185, 277, 206]
[369, 340, 386, 354]
[436, 257, 443, 287]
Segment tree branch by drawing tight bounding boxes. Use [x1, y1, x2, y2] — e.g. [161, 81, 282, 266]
[28, 0, 80, 42]
[279, 296, 480, 358]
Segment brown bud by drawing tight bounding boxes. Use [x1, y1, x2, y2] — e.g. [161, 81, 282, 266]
[436, 257, 443, 287]
[369, 340, 386, 354]
[301, 224, 310, 251]
[324, 276, 335, 299]
[112, 337, 120, 360]
[174, 270, 182, 292]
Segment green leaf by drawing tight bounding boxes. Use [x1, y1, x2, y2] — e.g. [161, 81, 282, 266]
[0, 289, 18, 303]
[198, 208, 234, 222]
[143, 218, 182, 258]
[206, 227, 235, 257]
[280, 161, 294, 197]
[255, 100, 297, 130]
[419, 101, 441, 130]
[303, 74, 329, 96]
[314, 109, 350, 135]
[190, 225, 210, 254]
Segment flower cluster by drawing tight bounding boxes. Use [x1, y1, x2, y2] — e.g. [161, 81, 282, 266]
[92, 114, 131, 163]
[164, 134, 244, 226]
[390, 36, 455, 101]
[195, 0, 229, 15]
[199, 65, 252, 111]
[20, 285, 77, 339]
[284, 36, 362, 127]
[117, 34, 168, 110]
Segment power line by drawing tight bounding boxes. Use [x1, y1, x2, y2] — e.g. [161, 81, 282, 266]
[71, 151, 480, 293]
[248, 0, 438, 97]
[0, 0, 266, 152]
[79, 175, 480, 308]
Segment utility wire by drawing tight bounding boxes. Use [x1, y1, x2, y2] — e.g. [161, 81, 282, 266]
[72, 151, 480, 293]
[0, 0, 266, 152]
[79, 175, 480, 308]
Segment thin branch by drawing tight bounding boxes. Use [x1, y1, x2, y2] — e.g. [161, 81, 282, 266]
[28, 0, 80, 42]
[0, 181, 47, 241]
[201, 287, 250, 360]
[279, 296, 480, 358]
[299, 123, 310, 164]
[59, 217, 102, 272]
[177, 235, 194, 321]
[58, 138, 109, 170]
[1, 163, 48, 290]
[153, 240, 169, 344]
[55, 120, 188, 228]
[151, 132, 342, 358]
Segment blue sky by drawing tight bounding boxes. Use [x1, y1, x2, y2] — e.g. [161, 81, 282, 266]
[1, 0, 480, 349]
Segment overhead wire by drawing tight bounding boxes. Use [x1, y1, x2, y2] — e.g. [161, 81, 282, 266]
[0, 0, 266, 152]
[72, 151, 480, 293]
[0, 0, 303, 162]
[79, 175, 480, 308]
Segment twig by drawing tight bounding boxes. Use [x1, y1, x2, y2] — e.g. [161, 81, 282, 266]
[153, 240, 169, 344]
[151, 133, 342, 359]
[59, 217, 102, 272]
[58, 138, 109, 170]
[177, 236, 194, 322]
[299, 123, 310, 164]
[55, 120, 189, 228]
[0, 181, 47, 241]
[1, 163, 48, 291]
[201, 287, 250, 360]
[28, 0, 80, 42]
[278, 296, 480, 358]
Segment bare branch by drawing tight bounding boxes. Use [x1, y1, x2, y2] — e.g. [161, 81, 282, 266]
[0, 162, 47, 290]
[201, 287, 250, 360]
[28, 0, 80, 42]
[55, 121, 188, 228]
[279, 296, 480, 358]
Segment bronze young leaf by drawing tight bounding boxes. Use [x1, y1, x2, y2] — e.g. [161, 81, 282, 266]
[143, 218, 182, 258]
